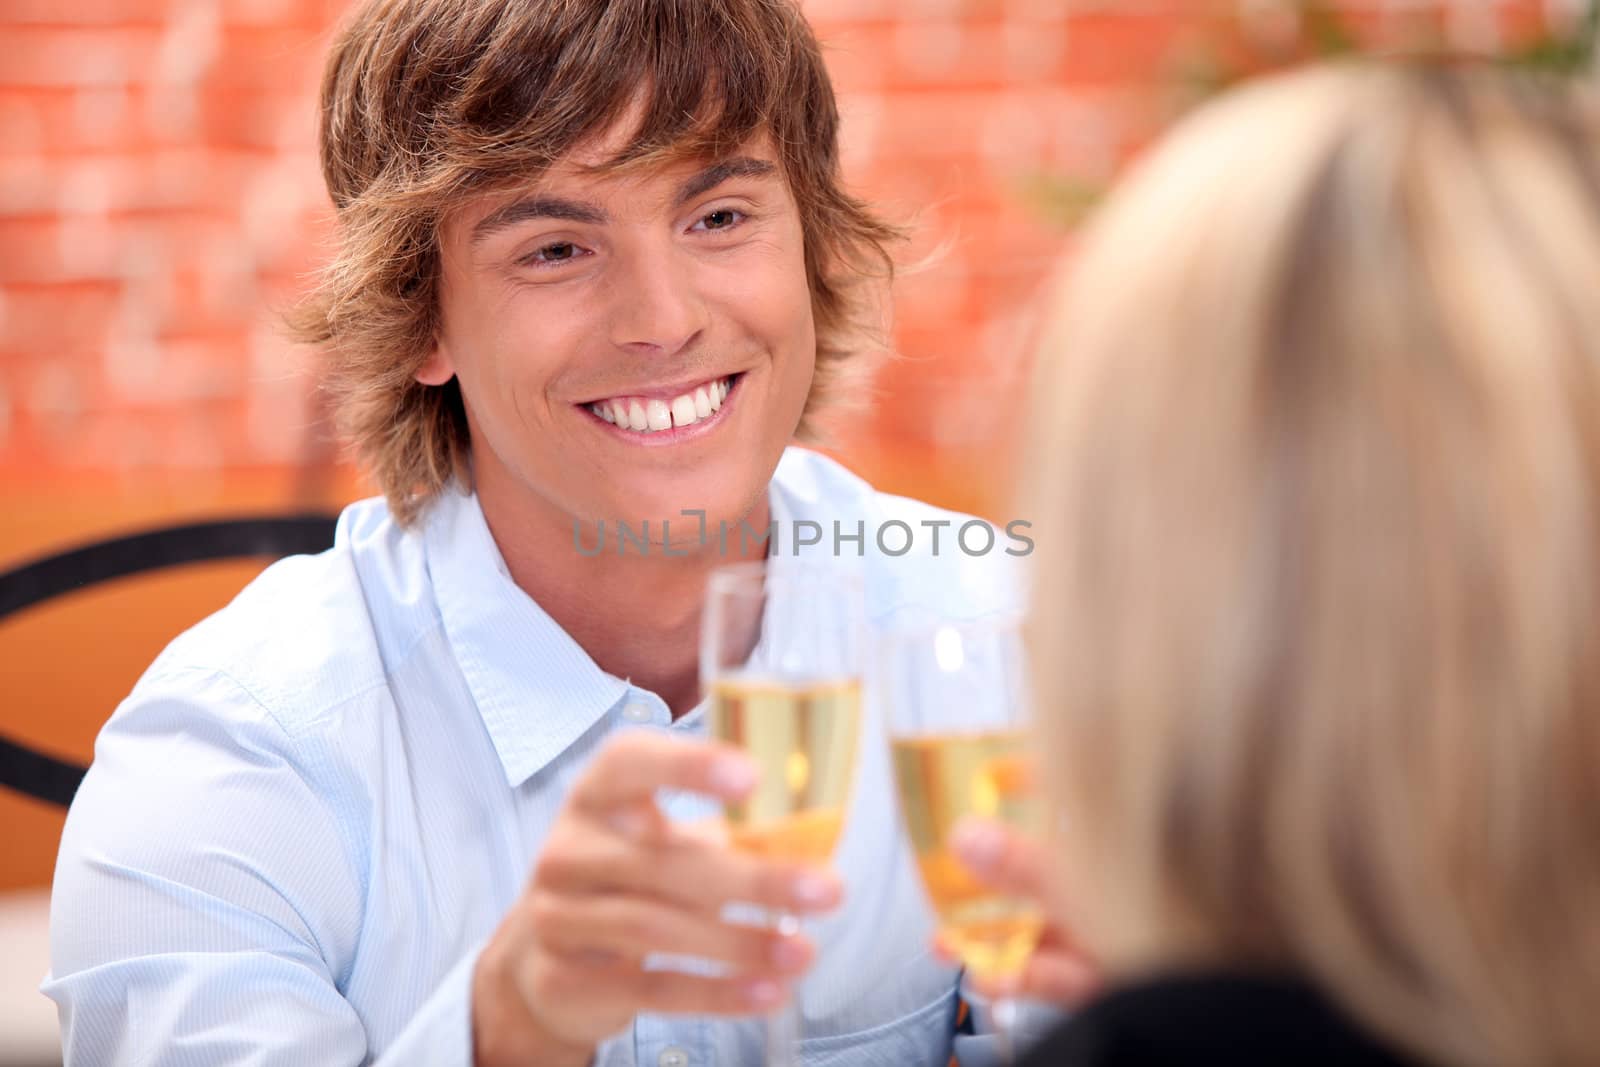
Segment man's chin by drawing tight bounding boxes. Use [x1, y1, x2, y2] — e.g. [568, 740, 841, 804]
[580, 480, 770, 557]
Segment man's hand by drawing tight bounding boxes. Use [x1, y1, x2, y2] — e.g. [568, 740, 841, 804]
[472, 731, 844, 1067]
[937, 817, 1099, 1007]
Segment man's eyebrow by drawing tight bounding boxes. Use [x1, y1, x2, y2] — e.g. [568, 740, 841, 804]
[676, 157, 778, 205]
[470, 196, 608, 246]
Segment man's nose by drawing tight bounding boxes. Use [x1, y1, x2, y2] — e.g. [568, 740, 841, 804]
[607, 249, 708, 357]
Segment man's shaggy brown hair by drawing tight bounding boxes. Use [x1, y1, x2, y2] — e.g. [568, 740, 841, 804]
[289, 0, 903, 525]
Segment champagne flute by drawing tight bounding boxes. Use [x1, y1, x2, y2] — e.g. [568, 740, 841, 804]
[881, 614, 1044, 1065]
[701, 560, 866, 1067]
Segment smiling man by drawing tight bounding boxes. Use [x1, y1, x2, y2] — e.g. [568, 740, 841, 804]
[42, 2, 1031, 1065]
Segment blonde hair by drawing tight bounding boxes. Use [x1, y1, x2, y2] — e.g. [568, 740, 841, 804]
[1025, 62, 1600, 1067]
[288, 0, 902, 527]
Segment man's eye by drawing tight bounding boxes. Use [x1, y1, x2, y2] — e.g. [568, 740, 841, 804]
[533, 242, 576, 262]
[520, 241, 585, 268]
[697, 209, 743, 231]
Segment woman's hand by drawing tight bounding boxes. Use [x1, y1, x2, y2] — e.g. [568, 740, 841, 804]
[937, 817, 1099, 1006]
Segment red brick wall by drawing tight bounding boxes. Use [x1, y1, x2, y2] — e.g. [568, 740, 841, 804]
[813, 0, 1570, 510]
[0, 0, 351, 486]
[0, 0, 1574, 508]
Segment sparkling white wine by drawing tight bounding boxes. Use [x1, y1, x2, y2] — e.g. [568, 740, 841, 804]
[891, 729, 1045, 981]
[709, 676, 862, 863]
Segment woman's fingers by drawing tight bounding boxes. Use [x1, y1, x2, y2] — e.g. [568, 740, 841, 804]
[948, 816, 1051, 898]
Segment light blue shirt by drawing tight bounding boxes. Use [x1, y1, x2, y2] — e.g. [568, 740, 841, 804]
[44, 448, 1036, 1066]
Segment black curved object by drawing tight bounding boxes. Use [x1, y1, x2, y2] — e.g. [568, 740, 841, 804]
[0, 734, 91, 810]
[0, 514, 340, 807]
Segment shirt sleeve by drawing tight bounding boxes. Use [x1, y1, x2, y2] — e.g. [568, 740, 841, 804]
[41, 666, 477, 1067]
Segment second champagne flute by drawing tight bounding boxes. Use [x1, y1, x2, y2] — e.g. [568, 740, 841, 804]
[881, 614, 1045, 1065]
[701, 560, 866, 1067]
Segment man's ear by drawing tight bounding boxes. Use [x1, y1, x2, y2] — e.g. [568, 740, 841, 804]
[415, 341, 455, 386]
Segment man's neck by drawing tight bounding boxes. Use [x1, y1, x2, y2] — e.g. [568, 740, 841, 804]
[474, 474, 771, 720]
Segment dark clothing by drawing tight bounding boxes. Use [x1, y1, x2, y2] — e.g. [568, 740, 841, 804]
[1017, 973, 1428, 1067]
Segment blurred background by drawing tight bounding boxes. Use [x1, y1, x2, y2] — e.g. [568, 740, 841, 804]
[0, 0, 1594, 1061]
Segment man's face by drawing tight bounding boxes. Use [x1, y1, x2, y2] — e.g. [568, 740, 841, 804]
[423, 127, 816, 543]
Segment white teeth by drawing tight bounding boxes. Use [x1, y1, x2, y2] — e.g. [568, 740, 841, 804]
[671, 395, 698, 428]
[646, 398, 672, 431]
[594, 376, 732, 434]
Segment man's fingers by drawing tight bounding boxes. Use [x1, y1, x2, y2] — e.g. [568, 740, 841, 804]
[536, 811, 844, 916]
[509, 948, 789, 1042]
[530, 892, 816, 977]
[628, 967, 792, 1017]
[570, 731, 758, 812]
[948, 816, 1050, 898]
[537, 953, 792, 1018]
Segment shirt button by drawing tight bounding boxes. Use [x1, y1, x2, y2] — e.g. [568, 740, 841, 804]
[622, 702, 654, 724]
[658, 1048, 689, 1067]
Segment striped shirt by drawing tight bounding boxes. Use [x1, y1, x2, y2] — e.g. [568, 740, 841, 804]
[43, 447, 1037, 1066]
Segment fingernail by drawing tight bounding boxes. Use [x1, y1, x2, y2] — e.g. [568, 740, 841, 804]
[791, 872, 838, 909]
[709, 754, 758, 796]
[744, 979, 784, 1006]
[770, 937, 809, 971]
[951, 819, 1005, 871]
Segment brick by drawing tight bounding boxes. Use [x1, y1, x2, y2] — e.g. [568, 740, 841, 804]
[19, 351, 100, 431]
[204, 24, 329, 91]
[0, 217, 98, 284]
[826, 19, 1074, 93]
[1056, 13, 1237, 86]
[819, 26, 894, 92]
[0, 157, 53, 216]
[0, 87, 173, 156]
[0, 27, 165, 89]
[244, 377, 313, 463]
[68, 86, 137, 150]
[149, 3, 224, 85]
[218, 0, 337, 29]
[99, 335, 253, 415]
[0, 0, 175, 26]
[197, 87, 298, 150]
[890, 19, 1081, 90]
[868, 91, 1002, 160]
[0, 282, 122, 355]
[803, 0, 897, 30]
[0, 92, 47, 157]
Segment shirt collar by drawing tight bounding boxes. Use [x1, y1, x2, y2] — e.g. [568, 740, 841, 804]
[423, 486, 629, 789]
[767, 446, 874, 599]
[422, 448, 861, 789]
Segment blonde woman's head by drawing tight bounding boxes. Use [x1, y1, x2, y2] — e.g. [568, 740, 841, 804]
[1026, 62, 1600, 1067]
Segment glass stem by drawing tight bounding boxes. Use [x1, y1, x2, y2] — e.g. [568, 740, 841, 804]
[766, 910, 802, 1066]
[765, 991, 801, 1067]
[992, 994, 1020, 1066]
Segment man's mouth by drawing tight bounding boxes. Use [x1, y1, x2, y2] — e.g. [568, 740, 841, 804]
[582, 373, 739, 434]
